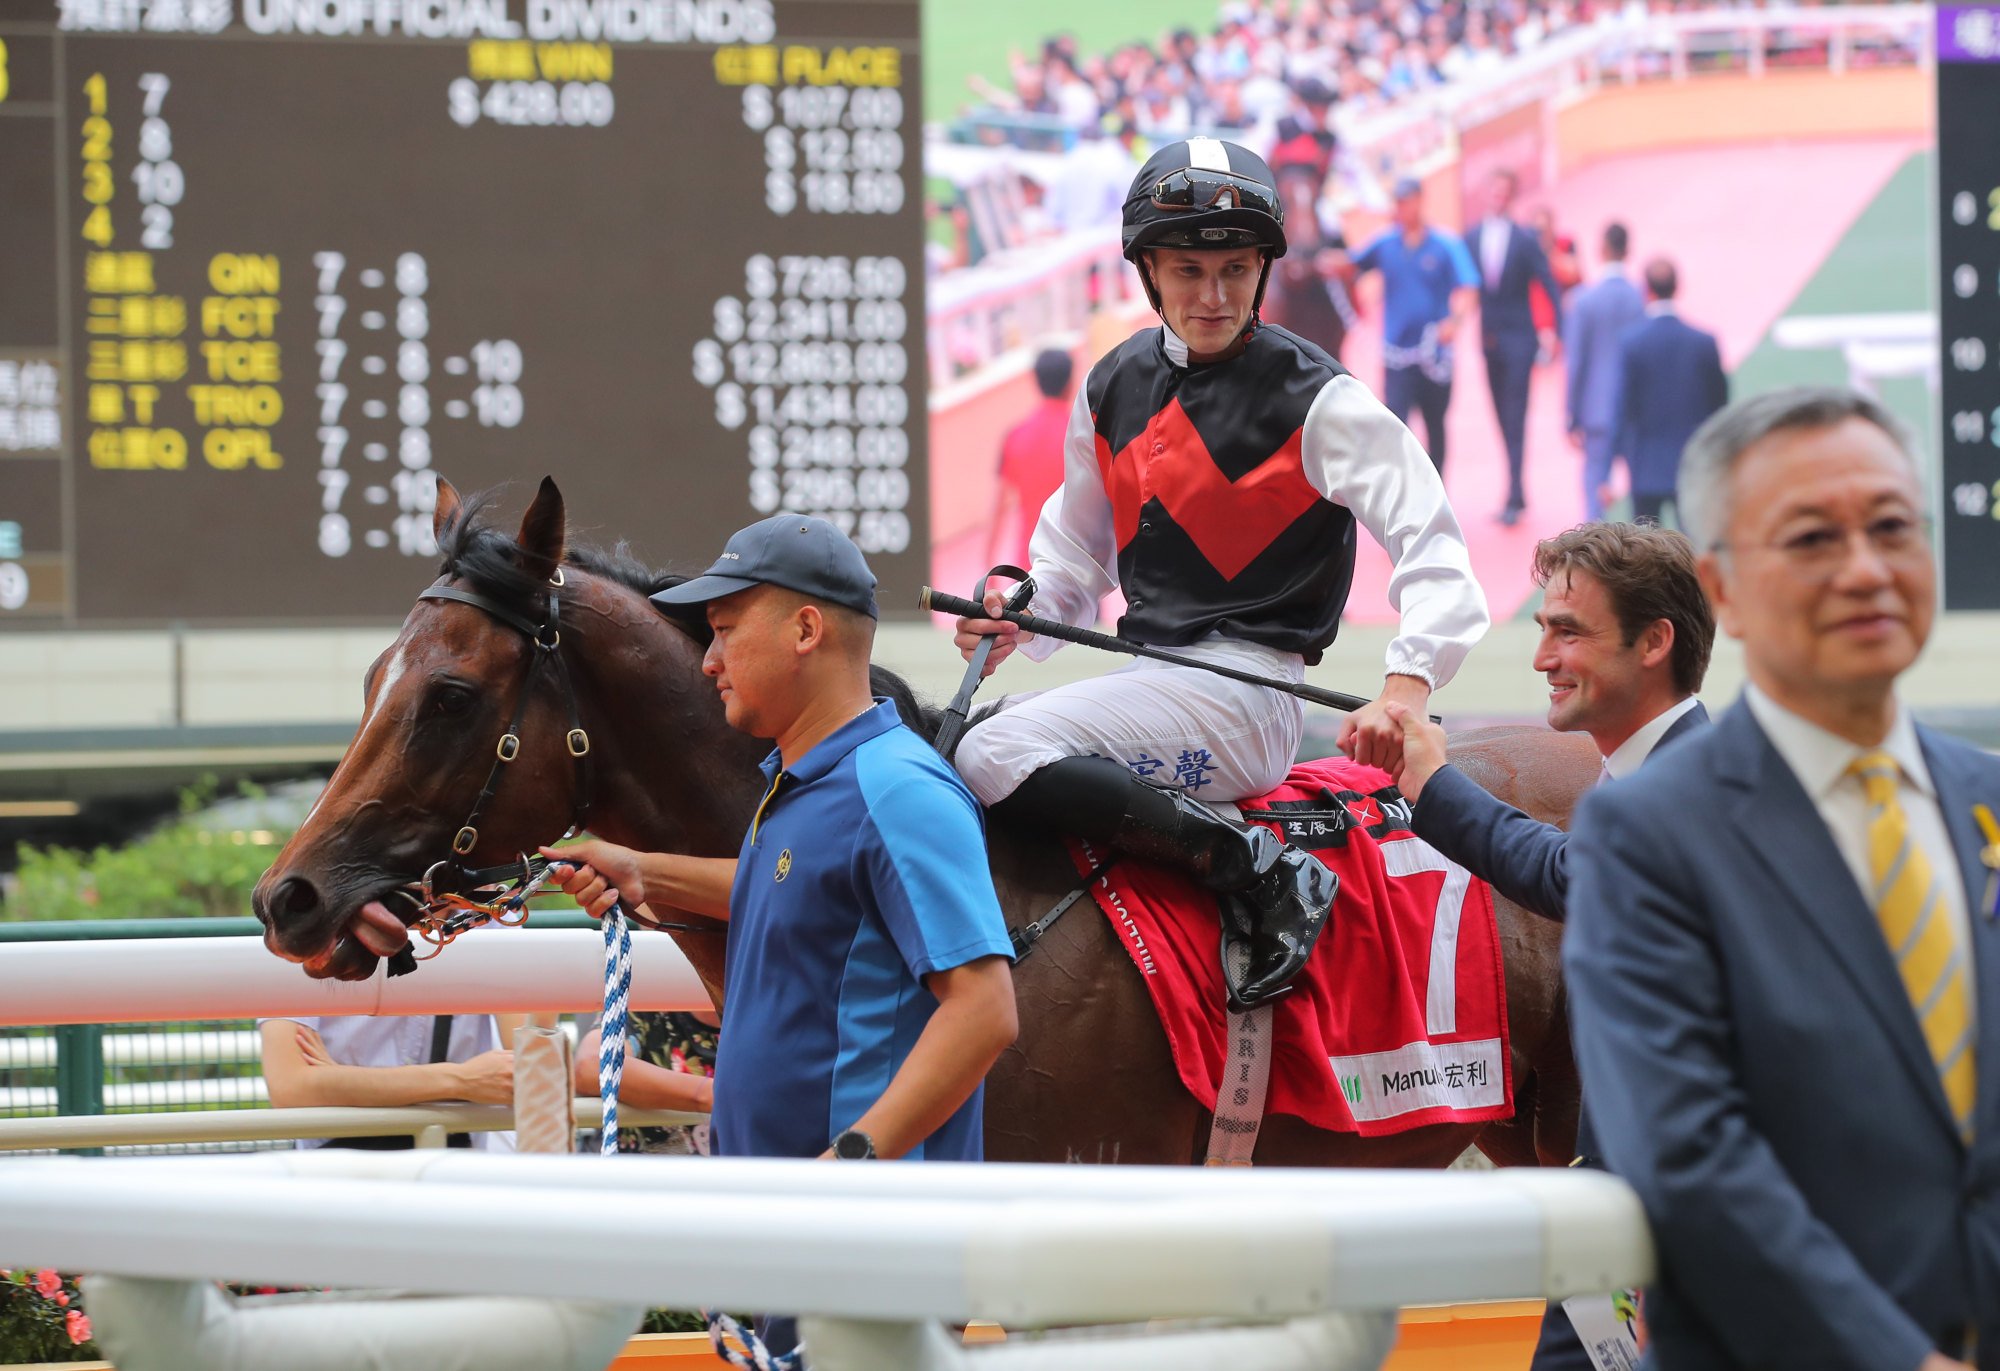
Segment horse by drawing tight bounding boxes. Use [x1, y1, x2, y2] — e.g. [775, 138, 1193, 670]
[253, 478, 1601, 1168]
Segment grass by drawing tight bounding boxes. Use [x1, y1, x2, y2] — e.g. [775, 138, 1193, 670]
[922, 0, 1231, 124]
[1728, 149, 1934, 461]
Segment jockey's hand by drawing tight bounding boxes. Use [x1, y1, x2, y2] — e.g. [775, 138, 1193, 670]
[953, 588, 1034, 677]
[1338, 675, 1432, 774]
[539, 839, 646, 920]
[1384, 701, 1449, 802]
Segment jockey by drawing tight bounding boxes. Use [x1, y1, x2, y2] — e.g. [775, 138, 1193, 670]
[954, 137, 1489, 1009]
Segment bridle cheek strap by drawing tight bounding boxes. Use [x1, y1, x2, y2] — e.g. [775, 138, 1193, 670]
[416, 579, 592, 884]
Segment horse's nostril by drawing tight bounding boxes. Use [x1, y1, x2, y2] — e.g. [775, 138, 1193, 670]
[269, 875, 321, 922]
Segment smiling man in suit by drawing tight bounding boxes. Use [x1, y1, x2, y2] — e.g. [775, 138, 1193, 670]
[1388, 519, 1712, 1369]
[1567, 387, 1997, 1369]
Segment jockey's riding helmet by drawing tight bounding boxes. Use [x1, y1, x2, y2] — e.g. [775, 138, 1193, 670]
[1121, 136, 1287, 319]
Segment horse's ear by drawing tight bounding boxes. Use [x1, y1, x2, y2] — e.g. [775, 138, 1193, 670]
[516, 476, 566, 579]
[432, 477, 462, 545]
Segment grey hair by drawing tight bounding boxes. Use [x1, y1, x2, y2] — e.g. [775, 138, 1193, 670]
[1676, 386, 1919, 550]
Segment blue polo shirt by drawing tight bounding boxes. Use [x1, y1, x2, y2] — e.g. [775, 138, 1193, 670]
[1353, 227, 1479, 349]
[709, 699, 1013, 1162]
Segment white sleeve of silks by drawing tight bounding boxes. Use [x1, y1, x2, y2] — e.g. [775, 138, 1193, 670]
[1300, 372, 1490, 690]
[1018, 386, 1120, 662]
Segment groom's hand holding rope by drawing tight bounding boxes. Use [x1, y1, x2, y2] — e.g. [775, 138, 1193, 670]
[541, 839, 648, 920]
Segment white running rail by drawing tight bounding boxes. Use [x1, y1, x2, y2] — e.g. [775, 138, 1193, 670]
[0, 1150, 1654, 1371]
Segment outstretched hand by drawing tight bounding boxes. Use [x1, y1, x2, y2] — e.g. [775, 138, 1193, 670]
[1337, 675, 1433, 775]
[1384, 701, 1450, 802]
[539, 839, 646, 920]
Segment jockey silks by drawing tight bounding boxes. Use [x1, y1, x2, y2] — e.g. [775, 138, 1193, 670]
[1083, 323, 1357, 664]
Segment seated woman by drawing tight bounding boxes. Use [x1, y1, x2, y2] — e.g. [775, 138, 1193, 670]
[573, 1010, 718, 1155]
[258, 1011, 542, 1151]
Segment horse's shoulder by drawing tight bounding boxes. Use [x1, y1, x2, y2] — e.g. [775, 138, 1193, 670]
[1442, 725, 1601, 830]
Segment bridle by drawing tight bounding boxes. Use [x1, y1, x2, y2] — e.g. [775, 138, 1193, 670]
[380, 566, 595, 973]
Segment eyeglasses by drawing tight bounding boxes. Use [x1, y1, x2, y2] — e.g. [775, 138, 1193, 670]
[1148, 168, 1279, 217]
[1714, 512, 1932, 579]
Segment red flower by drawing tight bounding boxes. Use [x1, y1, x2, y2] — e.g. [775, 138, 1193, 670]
[32, 1269, 61, 1298]
[55, 1291, 69, 1306]
[66, 1309, 92, 1345]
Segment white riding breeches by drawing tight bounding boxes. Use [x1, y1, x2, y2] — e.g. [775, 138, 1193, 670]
[954, 636, 1308, 806]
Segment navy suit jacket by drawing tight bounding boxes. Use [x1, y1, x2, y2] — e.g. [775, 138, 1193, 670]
[1467, 217, 1564, 346]
[1411, 701, 1708, 922]
[1609, 311, 1728, 497]
[1563, 272, 1646, 434]
[1566, 700, 2000, 1370]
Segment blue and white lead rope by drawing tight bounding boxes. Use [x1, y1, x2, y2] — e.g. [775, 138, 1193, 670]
[595, 901, 804, 1371]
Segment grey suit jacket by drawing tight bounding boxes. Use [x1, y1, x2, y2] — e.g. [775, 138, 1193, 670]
[1566, 699, 2000, 1369]
[1563, 272, 1645, 433]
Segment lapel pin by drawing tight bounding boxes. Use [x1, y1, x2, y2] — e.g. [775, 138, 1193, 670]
[1973, 803, 2000, 920]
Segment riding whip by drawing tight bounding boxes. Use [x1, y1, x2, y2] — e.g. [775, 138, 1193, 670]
[921, 586, 1441, 722]
[932, 565, 1035, 761]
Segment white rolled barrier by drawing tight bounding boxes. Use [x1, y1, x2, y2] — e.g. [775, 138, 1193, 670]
[0, 1151, 1654, 1371]
[0, 929, 709, 1026]
[80, 1279, 644, 1371]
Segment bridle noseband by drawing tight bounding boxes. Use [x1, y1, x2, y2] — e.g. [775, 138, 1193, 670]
[381, 567, 595, 973]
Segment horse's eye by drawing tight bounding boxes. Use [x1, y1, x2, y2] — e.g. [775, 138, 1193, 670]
[431, 684, 476, 716]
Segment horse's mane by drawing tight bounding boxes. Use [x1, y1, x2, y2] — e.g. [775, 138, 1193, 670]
[437, 488, 946, 738]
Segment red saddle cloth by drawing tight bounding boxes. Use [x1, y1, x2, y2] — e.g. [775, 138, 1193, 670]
[1067, 757, 1512, 1137]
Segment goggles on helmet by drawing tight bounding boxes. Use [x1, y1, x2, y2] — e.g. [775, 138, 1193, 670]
[1148, 168, 1279, 218]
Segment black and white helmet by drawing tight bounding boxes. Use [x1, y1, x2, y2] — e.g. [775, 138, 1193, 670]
[1121, 137, 1288, 262]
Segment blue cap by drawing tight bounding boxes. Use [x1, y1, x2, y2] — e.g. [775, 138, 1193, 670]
[651, 514, 879, 620]
[1391, 174, 1423, 200]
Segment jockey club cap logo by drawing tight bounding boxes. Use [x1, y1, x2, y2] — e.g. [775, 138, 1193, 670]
[774, 849, 793, 882]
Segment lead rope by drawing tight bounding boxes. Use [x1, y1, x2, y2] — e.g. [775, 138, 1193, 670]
[596, 901, 804, 1370]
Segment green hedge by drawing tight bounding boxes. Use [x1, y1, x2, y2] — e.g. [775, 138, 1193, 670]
[6, 782, 290, 923]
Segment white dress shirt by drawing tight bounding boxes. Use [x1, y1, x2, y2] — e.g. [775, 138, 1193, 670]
[1603, 694, 1701, 781]
[1745, 685, 1977, 1019]
[257, 1012, 515, 1150]
[1022, 326, 1491, 690]
[1480, 217, 1511, 289]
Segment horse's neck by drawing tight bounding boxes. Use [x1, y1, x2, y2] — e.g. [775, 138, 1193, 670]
[562, 586, 763, 1008]
[555, 583, 749, 839]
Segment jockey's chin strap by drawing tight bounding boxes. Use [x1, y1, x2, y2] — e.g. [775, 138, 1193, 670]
[380, 570, 595, 975]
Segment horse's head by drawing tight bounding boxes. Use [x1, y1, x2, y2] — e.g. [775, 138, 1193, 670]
[253, 476, 616, 979]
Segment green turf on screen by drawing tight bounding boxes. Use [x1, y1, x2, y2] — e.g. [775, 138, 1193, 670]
[1729, 149, 1933, 462]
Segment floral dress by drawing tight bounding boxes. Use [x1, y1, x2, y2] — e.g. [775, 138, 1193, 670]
[611, 1011, 717, 1156]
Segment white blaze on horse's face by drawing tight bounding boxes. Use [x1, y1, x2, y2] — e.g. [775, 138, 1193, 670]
[359, 642, 412, 732]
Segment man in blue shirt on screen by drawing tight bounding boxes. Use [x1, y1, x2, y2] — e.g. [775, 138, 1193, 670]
[545, 513, 1018, 1169]
[1349, 174, 1480, 475]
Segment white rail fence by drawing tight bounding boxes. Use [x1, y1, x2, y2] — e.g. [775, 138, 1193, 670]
[0, 927, 711, 1151]
[0, 1150, 1654, 1371]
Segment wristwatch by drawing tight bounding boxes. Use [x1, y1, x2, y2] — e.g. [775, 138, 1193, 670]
[830, 1128, 877, 1160]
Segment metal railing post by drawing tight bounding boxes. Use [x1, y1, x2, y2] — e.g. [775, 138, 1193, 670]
[54, 1023, 106, 1157]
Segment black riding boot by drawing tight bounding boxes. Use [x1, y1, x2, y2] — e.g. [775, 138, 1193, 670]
[990, 756, 1337, 1009]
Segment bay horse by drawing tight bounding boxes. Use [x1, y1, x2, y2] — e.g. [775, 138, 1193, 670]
[253, 478, 1600, 1168]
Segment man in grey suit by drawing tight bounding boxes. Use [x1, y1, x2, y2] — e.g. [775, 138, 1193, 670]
[1564, 223, 1646, 521]
[1567, 387, 1996, 1369]
[1389, 519, 1712, 1370]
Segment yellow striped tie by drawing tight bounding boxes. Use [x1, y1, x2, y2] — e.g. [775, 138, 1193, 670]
[1851, 751, 1976, 1141]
